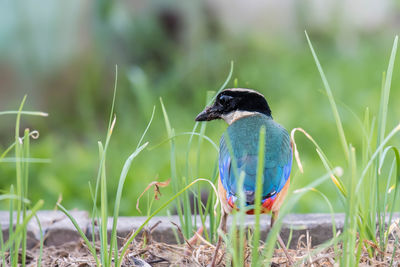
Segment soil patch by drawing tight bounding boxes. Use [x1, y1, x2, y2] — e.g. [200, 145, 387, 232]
[4, 233, 400, 266]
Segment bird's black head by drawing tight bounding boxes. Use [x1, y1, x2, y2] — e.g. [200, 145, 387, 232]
[195, 88, 272, 123]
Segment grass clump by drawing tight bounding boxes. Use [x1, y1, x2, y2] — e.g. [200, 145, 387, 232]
[286, 33, 400, 265]
[58, 66, 220, 266]
[0, 96, 48, 267]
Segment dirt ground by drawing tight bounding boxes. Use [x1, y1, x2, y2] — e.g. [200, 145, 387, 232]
[4, 232, 400, 266]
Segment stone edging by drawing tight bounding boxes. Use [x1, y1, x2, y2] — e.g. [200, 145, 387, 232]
[1, 211, 398, 249]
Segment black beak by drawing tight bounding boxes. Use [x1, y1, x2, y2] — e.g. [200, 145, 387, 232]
[195, 105, 221, 121]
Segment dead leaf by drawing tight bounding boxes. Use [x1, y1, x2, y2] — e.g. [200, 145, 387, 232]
[136, 179, 171, 213]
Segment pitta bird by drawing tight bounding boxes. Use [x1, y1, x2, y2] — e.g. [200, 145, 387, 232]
[195, 88, 293, 266]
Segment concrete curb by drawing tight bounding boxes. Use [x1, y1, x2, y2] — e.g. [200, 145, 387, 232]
[1, 211, 398, 249]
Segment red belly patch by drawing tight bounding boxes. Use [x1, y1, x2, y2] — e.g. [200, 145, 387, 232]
[227, 195, 276, 215]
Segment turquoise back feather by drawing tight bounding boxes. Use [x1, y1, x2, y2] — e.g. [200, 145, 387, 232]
[219, 114, 292, 205]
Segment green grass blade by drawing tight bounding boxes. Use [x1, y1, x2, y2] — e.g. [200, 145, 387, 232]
[377, 36, 398, 153]
[33, 213, 44, 267]
[379, 146, 400, 247]
[356, 123, 400, 192]
[108, 65, 118, 130]
[98, 142, 108, 266]
[21, 129, 30, 267]
[0, 194, 30, 203]
[389, 235, 398, 267]
[13, 95, 26, 267]
[88, 181, 98, 261]
[305, 31, 349, 162]
[57, 203, 100, 266]
[8, 186, 14, 267]
[109, 142, 149, 267]
[0, 219, 5, 266]
[235, 171, 247, 266]
[160, 98, 185, 234]
[251, 126, 266, 265]
[91, 66, 118, 253]
[136, 106, 155, 150]
[0, 111, 48, 116]
[89, 117, 115, 263]
[110, 105, 154, 266]
[160, 98, 172, 137]
[387, 147, 400, 225]
[382, 159, 396, 248]
[191, 92, 213, 232]
[342, 145, 357, 266]
[0, 158, 51, 163]
[375, 36, 398, 251]
[362, 107, 371, 165]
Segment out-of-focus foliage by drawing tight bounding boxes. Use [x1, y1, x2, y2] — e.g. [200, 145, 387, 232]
[1, 0, 400, 215]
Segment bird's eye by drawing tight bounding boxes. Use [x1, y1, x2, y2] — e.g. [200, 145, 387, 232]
[218, 95, 233, 105]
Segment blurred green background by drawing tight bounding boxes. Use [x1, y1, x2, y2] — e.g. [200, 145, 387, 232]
[1, 0, 400, 215]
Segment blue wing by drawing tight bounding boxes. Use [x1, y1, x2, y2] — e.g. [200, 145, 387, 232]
[219, 115, 292, 205]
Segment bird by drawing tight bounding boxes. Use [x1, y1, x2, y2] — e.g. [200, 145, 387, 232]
[195, 88, 293, 266]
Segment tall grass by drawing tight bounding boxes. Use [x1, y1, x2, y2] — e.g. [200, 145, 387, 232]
[251, 126, 266, 265]
[296, 32, 400, 265]
[0, 97, 47, 266]
[59, 66, 220, 266]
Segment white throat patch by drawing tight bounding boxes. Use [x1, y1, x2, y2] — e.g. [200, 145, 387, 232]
[221, 110, 259, 125]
